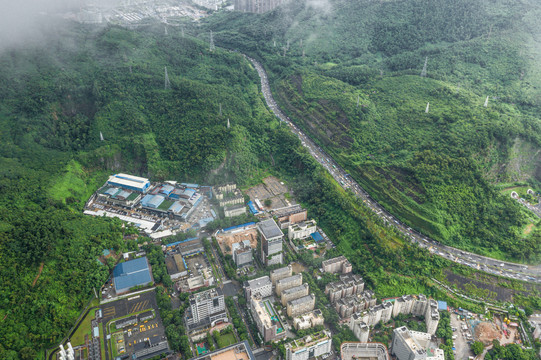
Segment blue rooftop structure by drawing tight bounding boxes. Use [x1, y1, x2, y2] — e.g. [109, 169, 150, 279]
[113, 257, 153, 294]
[105, 187, 120, 196]
[311, 232, 324, 242]
[247, 201, 259, 215]
[437, 300, 448, 311]
[141, 195, 165, 209]
[183, 188, 196, 198]
[181, 183, 199, 189]
[160, 184, 174, 196]
[168, 202, 184, 213]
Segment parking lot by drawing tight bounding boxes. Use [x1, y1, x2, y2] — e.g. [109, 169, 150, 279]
[450, 313, 473, 360]
[101, 290, 168, 359]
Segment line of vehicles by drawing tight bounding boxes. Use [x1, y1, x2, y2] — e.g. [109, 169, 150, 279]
[247, 55, 540, 284]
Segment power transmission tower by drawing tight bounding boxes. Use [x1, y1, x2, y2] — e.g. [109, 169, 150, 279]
[302, 49, 305, 58]
[425, 102, 430, 113]
[300, 39, 303, 48]
[283, 47, 287, 57]
[357, 95, 360, 108]
[273, 40, 276, 47]
[484, 96, 489, 107]
[129, 65, 132, 74]
[100, 132, 104, 141]
[420, 56, 428, 77]
[164, 66, 170, 90]
[209, 31, 215, 52]
[219, 103, 222, 116]
[181, 26, 185, 37]
[227, 118, 230, 128]
[286, 39, 290, 50]
[164, 25, 168, 36]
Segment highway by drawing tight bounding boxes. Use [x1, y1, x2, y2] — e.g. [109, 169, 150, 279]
[245, 55, 541, 283]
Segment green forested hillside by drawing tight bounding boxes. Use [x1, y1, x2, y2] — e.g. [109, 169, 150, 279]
[203, 0, 541, 260]
[0, 23, 284, 358]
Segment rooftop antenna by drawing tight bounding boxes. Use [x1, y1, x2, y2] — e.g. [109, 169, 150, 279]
[209, 31, 215, 52]
[420, 56, 428, 77]
[100, 131, 104, 141]
[164, 66, 170, 90]
[425, 102, 430, 113]
[227, 118, 230, 128]
[484, 96, 489, 107]
[219, 103, 222, 116]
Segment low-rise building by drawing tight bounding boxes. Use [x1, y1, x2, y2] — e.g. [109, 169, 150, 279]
[322, 255, 352, 274]
[232, 240, 253, 266]
[288, 220, 317, 240]
[285, 331, 332, 360]
[276, 274, 303, 296]
[281, 283, 309, 306]
[251, 294, 286, 342]
[273, 205, 307, 229]
[270, 265, 292, 286]
[191, 340, 255, 360]
[224, 203, 247, 218]
[293, 309, 324, 330]
[244, 276, 272, 299]
[341, 342, 390, 360]
[287, 294, 315, 318]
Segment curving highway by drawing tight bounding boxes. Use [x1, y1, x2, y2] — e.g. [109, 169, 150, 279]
[245, 55, 541, 283]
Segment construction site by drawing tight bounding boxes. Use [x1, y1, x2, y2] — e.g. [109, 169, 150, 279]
[215, 222, 258, 255]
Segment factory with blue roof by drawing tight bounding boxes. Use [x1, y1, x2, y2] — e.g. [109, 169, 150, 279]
[113, 257, 153, 294]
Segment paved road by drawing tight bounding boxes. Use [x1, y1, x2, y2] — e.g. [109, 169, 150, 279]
[245, 55, 541, 283]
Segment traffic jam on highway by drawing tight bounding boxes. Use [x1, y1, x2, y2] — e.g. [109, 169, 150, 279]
[248, 56, 541, 284]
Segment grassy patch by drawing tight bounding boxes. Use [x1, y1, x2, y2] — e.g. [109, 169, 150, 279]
[216, 333, 236, 349]
[70, 309, 96, 346]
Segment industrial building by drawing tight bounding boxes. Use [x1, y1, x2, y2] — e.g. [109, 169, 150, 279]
[391, 326, 444, 360]
[293, 310, 324, 330]
[273, 205, 308, 229]
[98, 187, 142, 208]
[341, 342, 390, 360]
[276, 274, 303, 296]
[112, 257, 153, 294]
[225, 203, 247, 218]
[322, 255, 352, 274]
[250, 294, 287, 342]
[288, 220, 317, 240]
[287, 294, 315, 318]
[281, 283, 309, 306]
[244, 276, 272, 299]
[191, 341, 255, 360]
[258, 218, 284, 266]
[185, 288, 227, 329]
[270, 265, 292, 286]
[325, 273, 365, 303]
[285, 331, 332, 360]
[107, 173, 150, 193]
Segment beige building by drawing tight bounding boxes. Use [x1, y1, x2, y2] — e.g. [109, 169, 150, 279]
[287, 294, 315, 318]
[293, 309, 324, 330]
[270, 265, 292, 286]
[288, 220, 317, 240]
[285, 331, 332, 360]
[325, 273, 365, 303]
[250, 294, 287, 342]
[224, 203, 246, 218]
[322, 255, 352, 274]
[273, 205, 307, 229]
[281, 283, 309, 306]
[276, 274, 303, 296]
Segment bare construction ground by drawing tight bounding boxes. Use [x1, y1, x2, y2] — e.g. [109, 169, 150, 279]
[215, 228, 258, 255]
[245, 176, 296, 210]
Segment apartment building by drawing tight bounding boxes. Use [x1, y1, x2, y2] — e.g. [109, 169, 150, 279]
[325, 273, 365, 303]
[244, 276, 272, 299]
[322, 255, 352, 274]
[270, 265, 292, 286]
[391, 327, 438, 360]
[186, 288, 227, 328]
[392, 295, 415, 318]
[287, 294, 316, 318]
[281, 283, 309, 306]
[276, 274, 303, 296]
[293, 310, 324, 330]
[232, 240, 253, 266]
[250, 294, 287, 342]
[285, 331, 332, 360]
[258, 218, 284, 266]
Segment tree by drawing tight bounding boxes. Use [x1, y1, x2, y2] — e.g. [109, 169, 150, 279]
[471, 341, 484, 356]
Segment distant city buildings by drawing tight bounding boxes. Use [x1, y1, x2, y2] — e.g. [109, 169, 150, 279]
[234, 0, 289, 14]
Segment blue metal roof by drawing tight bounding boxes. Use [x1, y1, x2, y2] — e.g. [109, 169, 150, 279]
[105, 187, 120, 196]
[183, 188, 196, 198]
[113, 257, 152, 293]
[160, 184, 174, 195]
[437, 300, 448, 311]
[141, 194, 154, 207]
[311, 232, 324, 242]
[168, 202, 184, 213]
